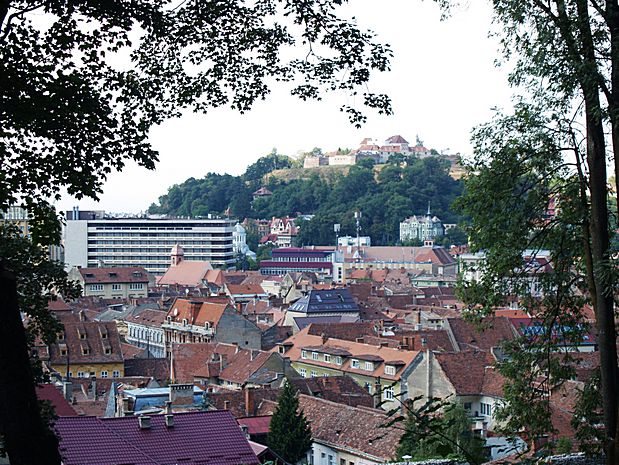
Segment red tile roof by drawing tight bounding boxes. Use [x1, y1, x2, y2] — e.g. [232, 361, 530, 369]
[158, 260, 213, 287]
[36, 384, 78, 416]
[166, 298, 231, 327]
[47, 321, 123, 366]
[54, 411, 260, 465]
[78, 267, 150, 284]
[434, 351, 501, 396]
[447, 317, 517, 351]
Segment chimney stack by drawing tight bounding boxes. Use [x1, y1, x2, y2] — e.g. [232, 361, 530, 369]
[138, 416, 151, 429]
[244, 387, 255, 417]
[63, 381, 73, 402]
[373, 377, 382, 409]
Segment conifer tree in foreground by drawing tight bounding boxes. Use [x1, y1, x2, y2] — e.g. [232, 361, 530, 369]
[267, 380, 313, 464]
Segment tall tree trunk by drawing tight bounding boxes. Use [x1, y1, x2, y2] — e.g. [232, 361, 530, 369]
[606, 1, 619, 212]
[0, 266, 61, 465]
[577, 3, 619, 462]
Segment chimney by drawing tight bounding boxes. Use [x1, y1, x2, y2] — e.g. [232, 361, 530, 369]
[89, 377, 97, 400]
[165, 414, 174, 428]
[321, 333, 328, 345]
[219, 354, 227, 371]
[245, 387, 255, 417]
[138, 415, 151, 429]
[355, 337, 364, 343]
[223, 400, 230, 410]
[373, 377, 382, 409]
[425, 351, 433, 398]
[78, 310, 85, 321]
[63, 381, 73, 402]
[165, 400, 173, 414]
[169, 384, 194, 407]
[120, 397, 129, 416]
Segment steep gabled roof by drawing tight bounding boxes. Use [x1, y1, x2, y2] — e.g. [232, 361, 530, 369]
[158, 260, 213, 287]
[166, 298, 231, 327]
[434, 351, 499, 396]
[298, 395, 402, 461]
[447, 316, 517, 351]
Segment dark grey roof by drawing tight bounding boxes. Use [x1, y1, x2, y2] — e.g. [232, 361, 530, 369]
[288, 289, 359, 314]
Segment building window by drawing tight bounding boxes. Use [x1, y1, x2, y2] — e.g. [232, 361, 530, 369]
[77, 371, 85, 378]
[310, 370, 317, 378]
[328, 455, 334, 465]
[89, 284, 104, 292]
[364, 361, 373, 371]
[324, 354, 331, 363]
[112, 370, 120, 378]
[299, 368, 307, 378]
[383, 386, 394, 400]
[335, 356, 342, 365]
[351, 359, 360, 369]
[104, 348, 112, 355]
[129, 283, 144, 290]
[311, 352, 318, 360]
[112, 284, 122, 291]
[481, 402, 492, 416]
[82, 348, 90, 356]
[60, 348, 67, 356]
[464, 402, 472, 411]
[101, 371, 108, 378]
[385, 365, 396, 375]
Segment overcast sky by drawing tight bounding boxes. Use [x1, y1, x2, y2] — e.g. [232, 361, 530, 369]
[59, 0, 513, 215]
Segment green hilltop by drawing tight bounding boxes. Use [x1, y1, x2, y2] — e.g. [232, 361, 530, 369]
[148, 151, 465, 246]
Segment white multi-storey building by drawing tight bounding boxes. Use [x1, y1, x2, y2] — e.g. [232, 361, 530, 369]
[64, 209, 236, 274]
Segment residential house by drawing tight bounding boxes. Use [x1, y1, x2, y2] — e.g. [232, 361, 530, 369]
[276, 326, 419, 410]
[170, 342, 298, 388]
[68, 266, 151, 298]
[163, 298, 262, 351]
[284, 288, 360, 327]
[258, 394, 403, 465]
[267, 217, 299, 247]
[399, 209, 445, 243]
[224, 282, 269, 305]
[407, 350, 505, 437]
[54, 411, 260, 465]
[252, 187, 273, 201]
[43, 320, 124, 379]
[445, 317, 518, 352]
[125, 308, 167, 358]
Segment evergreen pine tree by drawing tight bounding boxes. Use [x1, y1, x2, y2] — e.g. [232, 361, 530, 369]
[267, 380, 313, 464]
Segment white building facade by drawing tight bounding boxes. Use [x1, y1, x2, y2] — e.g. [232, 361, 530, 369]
[64, 210, 236, 274]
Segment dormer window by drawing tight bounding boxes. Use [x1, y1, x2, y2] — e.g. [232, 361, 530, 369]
[204, 322, 211, 329]
[108, 272, 117, 278]
[385, 365, 396, 376]
[335, 356, 342, 365]
[301, 350, 308, 359]
[104, 348, 112, 355]
[182, 318, 188, 326]
[82, 347, 91, 356]
[167, 316, 172, 323]
[311, 352, 319, 360]
[351, 359, 360, 369]
[364, 361, 373, 371]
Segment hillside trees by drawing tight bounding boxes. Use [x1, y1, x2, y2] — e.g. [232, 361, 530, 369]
[151, 154, 464, 245]
[452, 0, 619, 461]
[1, 0, 393, 463]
